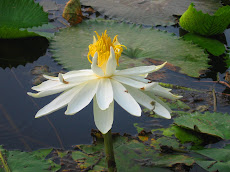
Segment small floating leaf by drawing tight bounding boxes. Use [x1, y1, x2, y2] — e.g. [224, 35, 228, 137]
[51, 20, 209, 77]
[62, 0, 83, 25]
[180, 3, 230, 36]
[174, 112, 230, 139]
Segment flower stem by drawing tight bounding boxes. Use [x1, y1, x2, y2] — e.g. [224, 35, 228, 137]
[103, 130, 117, 172]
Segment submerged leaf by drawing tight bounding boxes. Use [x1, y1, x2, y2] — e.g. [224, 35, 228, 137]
[0, 0, 48, 29]
[174, 112, 230, 139]
[81, 0, 221, 26]
[180, 3, 230, 36]
[51, 20, 209, 77]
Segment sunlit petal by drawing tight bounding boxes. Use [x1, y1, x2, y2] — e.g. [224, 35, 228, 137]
[105, 47, 116, 76]
[93, 98, 114, 134]
[91, 52, 104, 77]
[32, 80, 62, 91]
[112, 75, 147, 89]
[151, 85, 182, 100]
[126, 86, 171, 119]
[111, 79, 141, 117]
[115, 62, 166, 76]
[65, 79, 99, 115]
[96, 78, 113, 110]
[35, 85, 85, 118]
[28, 83, 77, 98]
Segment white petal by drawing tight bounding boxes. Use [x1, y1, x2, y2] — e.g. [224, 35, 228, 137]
[63, 70, 94, 79]
[35, 85, 84, 118]
[65, 74, 98, 83]
[93, 97, 114, 134]
[111, 79, 141, 117]
[125, 75, 150, 83]
[43, 75, 58, 81]
[28, 83, 77, 98]
[32, 80, 62, 91]
[112, 75, 146, 89]
[115, 62, 167, 76]
[151, 85, 182, 100]
[105, 47, 116, 76]
[96, 78, 113, 110]
[91, 52, 104, 77]
[65, 79, 99, 115]
[126, 86, 171, 119]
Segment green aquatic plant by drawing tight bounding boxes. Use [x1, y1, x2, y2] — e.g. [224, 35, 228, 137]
[0, 0, 49, 39]
[180, 3, 230, 36]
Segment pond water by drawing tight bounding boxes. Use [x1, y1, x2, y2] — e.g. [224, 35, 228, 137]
[1, 0, 230, 154]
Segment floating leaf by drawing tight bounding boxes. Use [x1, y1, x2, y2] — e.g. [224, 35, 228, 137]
[195, 145, 230, 172]
[0, 0, 48, 29]
[183, 33, 226, 56]
[72, 136, 194, 171]
[51, 20, 209, 77]
[0, 27, 39, 39]
[174, 112, 230, 139]
[63, 0, 83, 25]
[81, 0, 221, 26]
[180, 3, 230, 36]
[0, 147, 60, 172]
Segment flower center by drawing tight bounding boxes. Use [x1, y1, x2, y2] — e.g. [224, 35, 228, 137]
[87, 30, 126, 67]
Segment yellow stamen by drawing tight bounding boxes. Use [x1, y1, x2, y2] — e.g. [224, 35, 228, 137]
[87, 30, 126, 67]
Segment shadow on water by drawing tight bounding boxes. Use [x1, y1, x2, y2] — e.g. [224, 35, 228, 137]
[0, 37, 49, 69]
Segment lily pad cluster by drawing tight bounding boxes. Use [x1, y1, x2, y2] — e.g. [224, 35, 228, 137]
[0, 0, 49, 38]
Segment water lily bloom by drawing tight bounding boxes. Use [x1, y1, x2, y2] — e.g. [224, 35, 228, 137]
[28, 30, 181, 134]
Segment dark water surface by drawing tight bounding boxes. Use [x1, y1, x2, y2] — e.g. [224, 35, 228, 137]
[1, 1, 230, 151]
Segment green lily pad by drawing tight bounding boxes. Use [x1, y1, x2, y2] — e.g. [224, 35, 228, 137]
[81, 0, 221, 26]
[174, 112, 230, 139]
[0, 147, 60, 172]
[183, 33, 226, 56]
[180, 3, 230, 36]
[71, 135, 194, 171]
[0, 27, 39, 39]
[51, 19, 209, 77]
[0, 0, 48, 29]
[195, 145, 230, 172]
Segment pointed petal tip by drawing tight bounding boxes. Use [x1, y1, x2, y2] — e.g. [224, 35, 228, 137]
[27, 92, 37, 97]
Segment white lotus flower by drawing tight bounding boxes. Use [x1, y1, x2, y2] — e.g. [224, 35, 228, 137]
[28, 30, 181, 134]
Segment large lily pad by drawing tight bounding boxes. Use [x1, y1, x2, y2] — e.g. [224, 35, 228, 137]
[0, 0, 48, 29]
[80, 0, 221, 26]
[51, 20, 209, 77]
[174, 112, 230, 139]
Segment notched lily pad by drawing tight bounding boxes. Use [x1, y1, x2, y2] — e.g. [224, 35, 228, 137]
[81, 0, 221, 26]
[51, 19, 209, 77]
